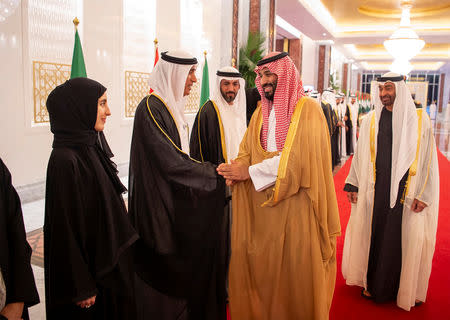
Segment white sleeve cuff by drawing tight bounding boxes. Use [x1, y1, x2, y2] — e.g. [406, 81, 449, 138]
[248, 155, 281, 192]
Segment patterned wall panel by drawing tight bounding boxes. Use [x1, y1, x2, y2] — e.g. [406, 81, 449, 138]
[185, 81, 200, 114]
[125, 71, 151, 118]
[124, 71, 200, 117]
[33, 61, 70, 123]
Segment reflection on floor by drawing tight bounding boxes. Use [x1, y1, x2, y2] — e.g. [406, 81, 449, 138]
[22, 107, 449, 319]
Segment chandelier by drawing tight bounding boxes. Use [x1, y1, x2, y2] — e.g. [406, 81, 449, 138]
[384, 0, 425, 74]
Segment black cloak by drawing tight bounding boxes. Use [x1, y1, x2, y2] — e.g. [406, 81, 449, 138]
[189, 98, 232, 294]
[0, 158, 39, 320]
[129, 94, 227, 320]
[245, 87, 261, 125]
[190, 100, 227, 165]
[345, 104, 354, 155]
[44, 77, 139, 320]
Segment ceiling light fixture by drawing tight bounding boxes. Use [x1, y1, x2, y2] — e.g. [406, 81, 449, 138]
[384, 0, 425, 64]
[390, 59, 413, 75]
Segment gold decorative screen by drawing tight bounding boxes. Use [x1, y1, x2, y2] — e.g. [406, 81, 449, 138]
[125, 70, 151, 117]
[33, 61, 70, 123]
[185, 81, 200, 114]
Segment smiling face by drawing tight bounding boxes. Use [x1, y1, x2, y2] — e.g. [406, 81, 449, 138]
[184, 65, 198, 96]
[379, 82, 396, 109]
[259, 67, 278, 101]
[94, 91, 111, 131]
[220, 79, 240, 104]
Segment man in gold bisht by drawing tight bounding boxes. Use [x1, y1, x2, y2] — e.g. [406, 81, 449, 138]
[217, 52, 341, 319]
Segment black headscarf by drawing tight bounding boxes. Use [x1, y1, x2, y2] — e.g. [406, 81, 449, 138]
[46, 77, 126, 194]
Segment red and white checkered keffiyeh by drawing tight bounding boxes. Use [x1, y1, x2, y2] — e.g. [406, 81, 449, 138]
[255, 53, 305, 151]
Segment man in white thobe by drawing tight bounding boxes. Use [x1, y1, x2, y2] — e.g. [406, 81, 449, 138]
[342, 72, 440, 311]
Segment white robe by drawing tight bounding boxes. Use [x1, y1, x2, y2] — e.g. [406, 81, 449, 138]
[248, 107, 280, 191]
[338, 103, 347, 158]
[342, 109, 440, 311]
[429, 103, 436, 120]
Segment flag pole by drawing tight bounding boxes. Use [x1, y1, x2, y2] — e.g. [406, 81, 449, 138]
[70, 17, 87, 78]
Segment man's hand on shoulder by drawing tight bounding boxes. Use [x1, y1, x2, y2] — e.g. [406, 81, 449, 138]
[217, 159, 249, 182]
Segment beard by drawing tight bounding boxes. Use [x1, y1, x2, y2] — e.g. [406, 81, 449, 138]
[262, 83, 276, 101]
[221, 91, 236, 103]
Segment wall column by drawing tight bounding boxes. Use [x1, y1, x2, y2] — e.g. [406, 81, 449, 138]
[232, 0, 239, 65]
[289, 38, 302, 76]
[317, 45, 326, 93]
[439, 73, 445, 112]
[249, 0, 260, 33]
[342, 63, 349, 92]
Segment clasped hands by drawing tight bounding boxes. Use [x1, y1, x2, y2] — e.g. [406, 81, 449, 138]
[217, 159, 249, 186]
[346, 192, 427, 213]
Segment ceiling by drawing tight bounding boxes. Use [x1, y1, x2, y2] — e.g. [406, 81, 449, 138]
[276, 0, 450, 72]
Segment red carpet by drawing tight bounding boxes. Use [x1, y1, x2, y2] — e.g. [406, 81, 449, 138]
[330, 152, 450, 319]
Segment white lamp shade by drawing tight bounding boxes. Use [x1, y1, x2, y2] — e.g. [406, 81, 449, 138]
[384, 27, 425, 61]
[390, 59, 413, 75]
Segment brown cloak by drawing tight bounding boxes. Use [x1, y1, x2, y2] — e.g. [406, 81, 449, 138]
[229, 96, 341, 320]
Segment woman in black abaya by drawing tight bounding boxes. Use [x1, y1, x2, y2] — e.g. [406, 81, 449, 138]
[44, 77, 139, 319]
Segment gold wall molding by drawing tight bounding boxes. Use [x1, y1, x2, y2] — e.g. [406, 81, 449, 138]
[125, 70, 151, 118]
[33, 61, 70, 123]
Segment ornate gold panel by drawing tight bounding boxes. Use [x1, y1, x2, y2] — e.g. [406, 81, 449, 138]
[33, 61, 70, 123]
[185, 81, 200, 114]
[125, 71, 151, 118]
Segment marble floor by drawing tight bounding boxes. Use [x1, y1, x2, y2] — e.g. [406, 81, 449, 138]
[20, 108, 450, 319]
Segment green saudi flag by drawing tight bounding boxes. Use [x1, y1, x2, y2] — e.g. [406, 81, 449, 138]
[199, 54, 209, 107]
[70, 29, 87, 78]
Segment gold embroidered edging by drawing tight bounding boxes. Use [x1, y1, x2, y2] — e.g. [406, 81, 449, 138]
[417, 117, 434, 199]
[370, 113, 376, 183]
[197, 101, 208, 162]
[401, 109, 423, 203]
[211, 101, 228, 163]
[146, 94, 201, 163]
[272, 97, 307, 204]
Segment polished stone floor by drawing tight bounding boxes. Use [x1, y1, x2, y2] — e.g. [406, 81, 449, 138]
[21, 107, 450, 319]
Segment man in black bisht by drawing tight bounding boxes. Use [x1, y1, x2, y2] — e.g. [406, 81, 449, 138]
[45, 78, 139, 319]
[344, 96, 354, 155]
[129, 50, 227, 320]
[321, 89, 340, 169]
[190, 66, 247, 166]
[0, 158, 39, 320]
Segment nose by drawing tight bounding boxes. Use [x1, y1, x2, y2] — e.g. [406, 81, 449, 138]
[261, 75, 269, 85]
[192, 73, 197, 83]
[105, 105, 111, 116]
